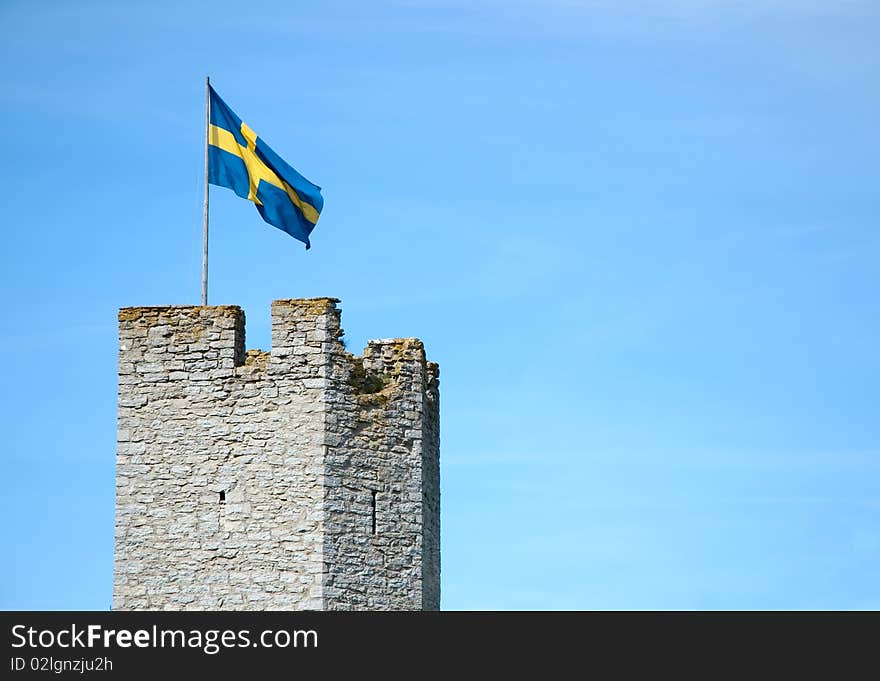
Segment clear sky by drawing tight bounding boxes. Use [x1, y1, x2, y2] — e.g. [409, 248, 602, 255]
[1, 0, 878, 610]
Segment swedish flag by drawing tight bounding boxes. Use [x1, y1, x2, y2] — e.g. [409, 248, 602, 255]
[208, 86, 323, 249]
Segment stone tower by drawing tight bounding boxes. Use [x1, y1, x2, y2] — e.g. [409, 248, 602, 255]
[113, 299, 439, 610]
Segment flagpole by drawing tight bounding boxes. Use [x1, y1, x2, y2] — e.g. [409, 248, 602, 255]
[201, 75, 210, 306]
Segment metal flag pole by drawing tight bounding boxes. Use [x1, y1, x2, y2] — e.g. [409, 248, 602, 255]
[201, 76, 210, 306]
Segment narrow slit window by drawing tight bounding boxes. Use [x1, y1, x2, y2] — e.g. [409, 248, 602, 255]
[370, 490, 377, 535]
[219, 490, 226, 504]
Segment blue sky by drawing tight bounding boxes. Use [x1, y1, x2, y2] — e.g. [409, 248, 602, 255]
[1, 0, 878, 609]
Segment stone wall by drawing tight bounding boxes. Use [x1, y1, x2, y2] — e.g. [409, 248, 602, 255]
[323, 336, 440, 609]
[113, 299, 439, 610]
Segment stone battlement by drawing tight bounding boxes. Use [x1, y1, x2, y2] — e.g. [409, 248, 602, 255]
[114, 299, 439, 611]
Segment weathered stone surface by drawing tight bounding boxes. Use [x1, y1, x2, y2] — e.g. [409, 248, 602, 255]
[113, 299, 439, 611]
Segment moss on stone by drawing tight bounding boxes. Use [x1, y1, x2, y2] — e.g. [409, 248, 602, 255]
[349, 361, 386, 395]
[356, 390, 391, 409]
[244, 349, 269, 370]
[272, 298, 340, 316]
[119, 305, 243, 325]
[118, 308, 144, 322]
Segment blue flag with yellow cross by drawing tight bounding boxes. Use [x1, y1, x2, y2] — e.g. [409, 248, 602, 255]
[208, 86, 323, 249]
